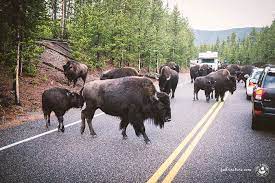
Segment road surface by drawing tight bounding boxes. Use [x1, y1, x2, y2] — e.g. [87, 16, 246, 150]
[0, 74, 274, 183]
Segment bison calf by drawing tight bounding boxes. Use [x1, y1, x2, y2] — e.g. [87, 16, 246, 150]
[42, 87, 84, 132]
[194, 76, 215, 102]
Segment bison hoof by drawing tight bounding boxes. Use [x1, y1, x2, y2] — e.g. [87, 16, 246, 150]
[145, 140, 151, 145]
[122, 135, 128, 140]
[91, 134, 97, 138]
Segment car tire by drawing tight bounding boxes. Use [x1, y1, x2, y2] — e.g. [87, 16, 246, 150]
[246, 95, 251, 100]
[252, 116, 260, 130]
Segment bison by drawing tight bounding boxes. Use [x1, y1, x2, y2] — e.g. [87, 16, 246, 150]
[236, 65, 255, 86]
[193, 76, 216, 102]
[80, 76, 171, 144]
[208, 69, 236, 101]
[100, 67, 138, 80]
[159, 62, 180, 73]
[190, 65, 200, 83]
[226, 64, 240, 77]
[63, 60, 88, 87]
[42, 87, 84, 132]
[218, 63, 228, 70]
[199, 64, 213, 76]
[158, 66, 179, 98]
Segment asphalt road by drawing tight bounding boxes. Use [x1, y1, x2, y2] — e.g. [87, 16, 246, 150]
[0, 74, 274, 183]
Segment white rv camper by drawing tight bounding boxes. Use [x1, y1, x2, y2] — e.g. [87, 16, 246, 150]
[197, 51, 220, 71]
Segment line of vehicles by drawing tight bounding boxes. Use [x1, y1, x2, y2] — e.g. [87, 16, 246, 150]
[191, 51, 275, 130]
[247, 66, 275, 130]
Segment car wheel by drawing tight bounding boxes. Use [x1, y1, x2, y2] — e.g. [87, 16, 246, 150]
[252, 116, 260, 130]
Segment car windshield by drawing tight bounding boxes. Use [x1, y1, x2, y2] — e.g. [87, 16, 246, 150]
[252, 71, 262, 80]
[201, 59, 214, 63]
[263, 72, 275, 88]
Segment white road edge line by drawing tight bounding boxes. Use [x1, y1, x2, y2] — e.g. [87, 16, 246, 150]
[0, 113, 105, 152]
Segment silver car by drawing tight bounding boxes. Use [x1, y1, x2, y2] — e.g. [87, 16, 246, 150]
[246, 68, 263, 99]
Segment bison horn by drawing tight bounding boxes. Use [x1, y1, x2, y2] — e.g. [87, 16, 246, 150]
[166, 75, 171, 81]
[150, 93, 159, 102]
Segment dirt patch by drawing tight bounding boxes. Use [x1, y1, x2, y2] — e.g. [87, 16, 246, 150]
[0, 41, 103, 130]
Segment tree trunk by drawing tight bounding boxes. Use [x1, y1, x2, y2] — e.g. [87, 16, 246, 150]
[15, 32, 20, 105]
[61, 0, 66, 39]
[138, 52, 141, 71]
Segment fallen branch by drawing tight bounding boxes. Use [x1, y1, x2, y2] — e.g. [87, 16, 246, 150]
[37, 41, 75, 60]
[42, 62, 64, 72]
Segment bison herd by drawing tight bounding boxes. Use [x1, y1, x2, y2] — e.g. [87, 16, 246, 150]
[191, 64, 254, 102]
[41, 60, 251, 144]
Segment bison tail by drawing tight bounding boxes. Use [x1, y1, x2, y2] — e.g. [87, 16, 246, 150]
[44, 113, 48, 121]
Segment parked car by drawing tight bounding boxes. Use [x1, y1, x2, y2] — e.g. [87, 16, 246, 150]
[251, 66, 275, 130]
[245, 68, 263, 100]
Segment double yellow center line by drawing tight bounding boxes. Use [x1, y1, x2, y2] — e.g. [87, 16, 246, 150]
[147, 93, 229, 183]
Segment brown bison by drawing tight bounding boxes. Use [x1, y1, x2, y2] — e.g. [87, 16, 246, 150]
[63, 60, 88, 87]
[100, 67, 138, 80]
[159, 62, 180, 73]
[194, 76, 216, 102]
[42, 87, 84, 132]
[226, 64, 240, 77]
[190, 65, 200, 83]
[208, 69, 237, 101]
[158, 66, 179, 98]
[81, 76, 171, 144]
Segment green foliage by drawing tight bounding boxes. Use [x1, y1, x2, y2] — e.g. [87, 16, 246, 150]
[208, 21, 275, 64]
[0, 0, 51, 73]
[68, 0, 196, 69]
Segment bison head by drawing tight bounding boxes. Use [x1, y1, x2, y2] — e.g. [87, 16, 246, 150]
[199, 65, 209, 76]
[158, 74, 171, 95]
[150, 92, 171, 128]
[207, 78, 216, 91]
[226, 76, 237, 94]
[69, 92, 84, 108]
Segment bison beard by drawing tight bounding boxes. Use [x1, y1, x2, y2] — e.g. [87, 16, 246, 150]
[80, 77, 171, 144]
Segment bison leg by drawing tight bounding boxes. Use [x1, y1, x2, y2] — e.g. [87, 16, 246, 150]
[44, 113, 51, 128]
[86, 109, 97, 137]
[80, 109, 86, 134]
[140, 124, 150, 144]
[120, 118, 129, 139]
[215, 91, 219, 101]
[193, 87, 199, 101]
[220, 92, 225, 102]
[81, 73, 87, 86]
[194, 88, 199, 100]
[205, 90, 210, 102]
[57, 116, 65, 132]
